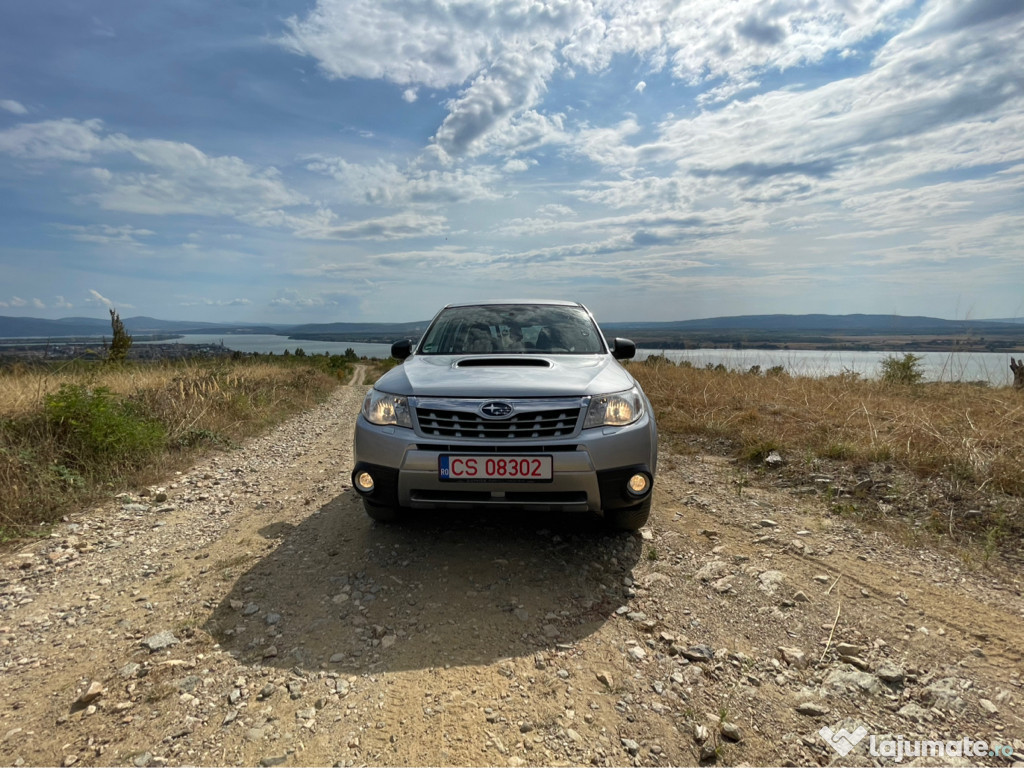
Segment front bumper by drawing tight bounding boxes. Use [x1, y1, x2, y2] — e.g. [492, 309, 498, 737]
[352, 410, 656, 513]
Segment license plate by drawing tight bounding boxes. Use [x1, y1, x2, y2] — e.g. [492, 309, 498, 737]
[439, 455, 552, 481]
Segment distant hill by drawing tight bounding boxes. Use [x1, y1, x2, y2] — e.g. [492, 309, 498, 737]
[601, 314, 1024, 334]
[0, 316, 292, 338]
[2, 313, 1021, 352]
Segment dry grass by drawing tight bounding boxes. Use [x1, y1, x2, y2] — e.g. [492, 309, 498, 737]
[631, 358, 1024, 551]
[0, 358, 347, 538]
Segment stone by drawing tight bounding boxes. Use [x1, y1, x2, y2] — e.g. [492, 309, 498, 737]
[259, 756, 288, 767]
[596, 671, 614, 689]
[693, 724, 709, 744]
[758, 570, 785, 594]
[720, 721, 743, 742]
[795, 701, 830, 717]
[875, 662, 905, 684]
[778, 646, 808, 669]
[74, 681, 104, 707]
[682, 645, 714, 663]
[265, 613, 281, 626]
[621, 738, 640, 756]
[695, 560, 730, 582]
[141, 631, 179, 652]
[628, 646, 647, 661]
[920, 678, 968, 711]
[822, 668, 884, 696]
[979, 698, 998, 716]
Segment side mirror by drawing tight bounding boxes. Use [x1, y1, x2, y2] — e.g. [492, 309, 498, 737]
[611, 338, 636, 360]
[391, 339, 413, 360]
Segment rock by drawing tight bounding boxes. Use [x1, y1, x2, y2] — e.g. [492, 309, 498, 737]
[258, 683, 275, 700]
[839, 654, 870, 671]
[822, 667, 884, 696]
[329, 653, 345, 663]
[243, 603, 259, 616]
[920, 678, 968, 711]
[621, 738, 640, 756]
[74, 681, 104, 707]
[519, 721, 534, 733]
[141, 630, 179, 652]
[765, 451, 784, 467]
[898, 702, 932, 722]
[778, 646, 808, 669]
[795, 701, 830, 717]
[979, 698, 998, 715]
[118, 662, 142, 679]
[628, 645, 647, 662]
[875, 662, 905, 684]
[835, 643, 863, 656]
[793, 590, 809, 602]
[596, 671, 614, 689]
[682, 645, 714, 663]
[758, 570, 785, 594]
[262, 645, 278, 659]
[259, 756, 288, 767]
[693, 724, 709, 744]
[265, 613, 281, 626]
[695, 560, 730, 582]
[699, 743, 718, 762]
[132, 752, 152, 767]
[720, 721, 743, 742]
[759, 519, 779, 527]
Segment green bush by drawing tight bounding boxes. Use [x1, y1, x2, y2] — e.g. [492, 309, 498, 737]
[879, 353, 925, 385]
[44, 384, 166, 471]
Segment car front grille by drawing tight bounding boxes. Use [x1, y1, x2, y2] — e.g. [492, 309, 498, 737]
[415, 406, 582, 440]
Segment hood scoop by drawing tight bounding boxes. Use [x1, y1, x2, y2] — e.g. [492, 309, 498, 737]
[456, 357, 552, 368]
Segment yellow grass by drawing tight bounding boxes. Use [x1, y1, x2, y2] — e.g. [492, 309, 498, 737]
[632, 361, 1024, 496]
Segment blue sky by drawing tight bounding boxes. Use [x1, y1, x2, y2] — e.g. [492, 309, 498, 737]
[1, 0, 1021, 324]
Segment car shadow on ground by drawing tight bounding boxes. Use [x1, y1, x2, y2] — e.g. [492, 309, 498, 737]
[203, 489, 641, 675]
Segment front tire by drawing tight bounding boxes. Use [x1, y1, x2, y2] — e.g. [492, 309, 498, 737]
[363, 499, 402, 523]
[604, 498, 651, 531]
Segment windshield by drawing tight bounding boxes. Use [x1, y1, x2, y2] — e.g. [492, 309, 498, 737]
[418, 304, 606, 355]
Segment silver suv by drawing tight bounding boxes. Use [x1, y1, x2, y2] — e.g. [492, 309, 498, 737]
[351, 300, 657, 530]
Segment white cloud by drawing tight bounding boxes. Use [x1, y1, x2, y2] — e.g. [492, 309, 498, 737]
[32, 298, 45, 309]
[634, 80, 646, 93]
[313, 211, 448, 240]
[179, 297, 253, 307]
[0, 99, 28, 115]
[57, 223, 156, 248]
[306, 156, 503, 204]
[86, 289, 114, 309]
[402, 88, 418, 103]
[54, 296, 73, 309]
[281, 0, 918, 158]
[0, 296, 28, 307]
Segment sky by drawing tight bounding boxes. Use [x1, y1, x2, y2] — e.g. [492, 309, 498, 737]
[0, 0, 1022, 325]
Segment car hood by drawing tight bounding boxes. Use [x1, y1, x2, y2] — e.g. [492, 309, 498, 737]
[373, 354, 636, 398]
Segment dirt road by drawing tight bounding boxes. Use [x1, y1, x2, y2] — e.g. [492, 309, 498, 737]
[2, 372, 1022, 766]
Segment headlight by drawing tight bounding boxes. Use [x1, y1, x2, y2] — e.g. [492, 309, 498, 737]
[362, 389, 412, 428]
[584, 387, 644, 428]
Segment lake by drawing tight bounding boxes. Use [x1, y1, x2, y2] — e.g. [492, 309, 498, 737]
[143, 335, 1016, 385]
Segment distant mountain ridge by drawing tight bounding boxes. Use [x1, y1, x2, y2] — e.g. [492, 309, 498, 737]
[1, 313, 1021, 340]
[600, 314, 1024, 334]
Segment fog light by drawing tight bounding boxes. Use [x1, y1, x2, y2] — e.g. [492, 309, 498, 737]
[626, 473, 650, 497]
[355, 471, 375, 494]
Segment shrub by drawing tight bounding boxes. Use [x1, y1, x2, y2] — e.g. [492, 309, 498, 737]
[44, 384, 165, 471]
[880, 353, 925, 385]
